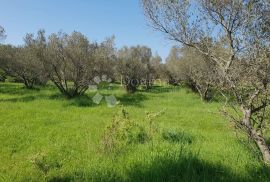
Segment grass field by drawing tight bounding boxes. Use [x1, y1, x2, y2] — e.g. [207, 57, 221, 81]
[0, 82, 269, 182]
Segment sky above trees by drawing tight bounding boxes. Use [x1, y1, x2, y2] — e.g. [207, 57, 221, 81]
[0, 0, 172, 61]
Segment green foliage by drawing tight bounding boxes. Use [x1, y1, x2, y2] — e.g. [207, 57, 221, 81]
[117, 46, 163, 93]
[101, 108, 149, 153]
[101, 108, 166, 153]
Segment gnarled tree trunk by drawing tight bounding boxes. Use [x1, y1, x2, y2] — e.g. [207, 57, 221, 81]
[242, 107, 270, 164]
[252, 131, 270, 164]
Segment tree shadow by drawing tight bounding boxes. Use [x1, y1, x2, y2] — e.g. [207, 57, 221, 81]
[65, 95, 97, 107]
[162, 129, 194, 144]
[0, 83, 41, 95]
[117, 93, 148, 107]
[46, 153, 270, 182]
[125, 154, 270, 182]
[0, 83, 156, 108]
[140, 85, 181, 94]
[0, 95, 36, 102]
[0, 83, 97, 107]
[126, 155, 239, 182]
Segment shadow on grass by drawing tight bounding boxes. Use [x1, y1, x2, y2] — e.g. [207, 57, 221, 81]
[0, 90, 100, 108]
[162, 130, 193, 144]
[126, 155, 239, 182]
[65, 95, 96, 107]
[0, 95, 37, 102]
[0, 83, 96, 107]
[118, 93, 148, 107]
[0, 83, 41, 95]
[125, 155, 270, 182]
[140, 85, 181, 94]
[0, 83, 166, 108]
[46, 153, 270, 182]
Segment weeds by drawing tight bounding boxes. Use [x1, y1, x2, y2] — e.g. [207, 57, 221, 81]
[101, 108, 165, 153]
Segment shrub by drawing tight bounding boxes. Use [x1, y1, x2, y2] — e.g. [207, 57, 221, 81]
[101, 108, 165, 153]
[101, 108, 149, 153]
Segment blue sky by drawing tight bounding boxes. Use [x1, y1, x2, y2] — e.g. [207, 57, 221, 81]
[0, 0, 174, 61]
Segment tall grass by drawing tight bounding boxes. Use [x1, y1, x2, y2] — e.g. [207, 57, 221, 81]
[0, 83, 269, 181]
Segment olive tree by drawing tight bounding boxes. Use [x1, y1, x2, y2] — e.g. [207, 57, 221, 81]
[166, 46, 218, 101]
[93, 36, 117, 80]
[44, 31, 96, 98]
[0, 26, 6, 81]
[12, 47, 46, 88]
[165, 46, 185, 85]
[0, 30, 48, 88]
[0, 45, 15, 82]
[149, 53, 164, 81]
[117, 46, 152, 93]
[142, 0, 270, 163]
[139, 46, 154, 89]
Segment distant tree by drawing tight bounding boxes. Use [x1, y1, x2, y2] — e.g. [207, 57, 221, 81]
[93, 36, 117, 80]
[165, 46, 183, 85]
[117, 46, 152, 93]
[14, 47, 45, 88]
[179, 46, 218, 101]
[0, 26, 6, 81]
[44, 31, 96, 98]
[142, 0, 270, 163]
[138, 46, 153, 89]
[149, 53, 163, 80]
[0, 45, 15, 82]
[166, 45, 219, 100]
[0, 30, 48, 88]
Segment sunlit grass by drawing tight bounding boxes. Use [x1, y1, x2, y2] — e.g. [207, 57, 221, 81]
[0, 82, 269, 181]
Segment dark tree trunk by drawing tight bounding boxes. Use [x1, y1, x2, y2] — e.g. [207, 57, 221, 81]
[126, 79, 138, 93]
[22, 76, 34, 89]
[196, 84, 211, 102]
[202, 84, 212, 101]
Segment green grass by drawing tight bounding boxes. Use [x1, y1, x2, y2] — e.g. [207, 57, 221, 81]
[0, 82, 269, 181]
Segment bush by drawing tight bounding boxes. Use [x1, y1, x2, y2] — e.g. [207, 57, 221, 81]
[101, 108, 149, 153]
[101, 108, 165, 153]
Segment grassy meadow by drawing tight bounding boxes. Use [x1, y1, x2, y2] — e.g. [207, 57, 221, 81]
[0, 82, 269, 181]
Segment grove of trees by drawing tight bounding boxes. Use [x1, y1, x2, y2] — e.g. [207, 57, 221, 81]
[0, 0, 269, 164]
[142, 0, 270, 163]
[0, 29, 166, 96]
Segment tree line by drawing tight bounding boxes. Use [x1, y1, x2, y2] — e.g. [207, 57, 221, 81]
[0, 30, 168, 97]
[0, 28, 216, 98]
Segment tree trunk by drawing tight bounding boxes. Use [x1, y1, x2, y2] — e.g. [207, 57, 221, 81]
[126, 82, 136, 93]
[252, 130, 270, 164]
[242, 107, 270, 164]
[22, 77, 34, 89]
[125, 79, 138, 93]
